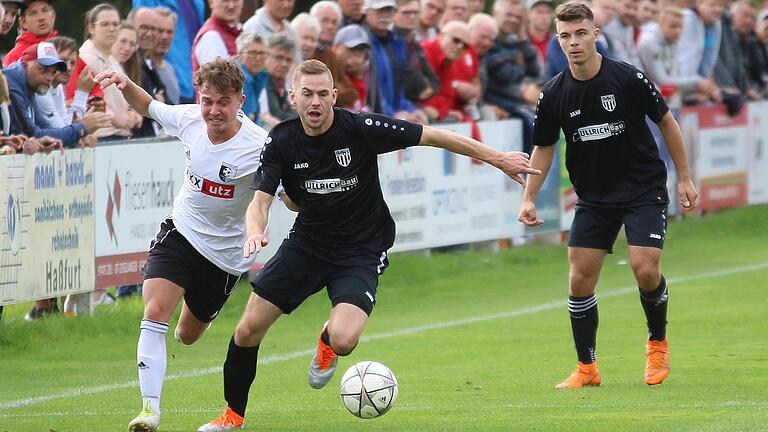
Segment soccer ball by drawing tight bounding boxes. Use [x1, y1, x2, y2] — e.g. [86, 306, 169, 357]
[339, 361, 399, 419]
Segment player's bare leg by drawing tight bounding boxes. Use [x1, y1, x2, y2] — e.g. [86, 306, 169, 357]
[129, 279, 185, 432]
[174, 301, 212, 345]
[198, 294, 282, 431]
[556, 247, 606, 389]
[629, 246, 670, 385]
[309, 303, 369, 389]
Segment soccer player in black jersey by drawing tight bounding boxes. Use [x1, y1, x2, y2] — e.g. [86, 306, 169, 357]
[519, 1, 698, 389]
[197, 59, 541, 430]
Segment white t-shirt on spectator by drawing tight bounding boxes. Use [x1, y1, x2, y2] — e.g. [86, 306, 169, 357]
[195, 31, 230, 66]
[148, 100, 268, 275]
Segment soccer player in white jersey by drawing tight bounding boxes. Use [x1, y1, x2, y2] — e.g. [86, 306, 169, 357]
[94, 59, 269, 432]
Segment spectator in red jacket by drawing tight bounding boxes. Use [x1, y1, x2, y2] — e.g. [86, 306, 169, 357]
[420, 20, 477, 122]
[3, 0, 58, 65]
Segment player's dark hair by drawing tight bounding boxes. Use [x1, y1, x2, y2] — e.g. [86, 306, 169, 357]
[292, 59, 334, 89]
[554, 1, 594, 24]
[194, 58, 245, 95]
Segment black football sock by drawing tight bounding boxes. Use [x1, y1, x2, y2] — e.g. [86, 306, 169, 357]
[568, 294, 599, 364]
[223, 336, 260, 417]
[639, 275, 668, 341]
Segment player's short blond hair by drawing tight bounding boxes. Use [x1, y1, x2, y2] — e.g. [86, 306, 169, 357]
[292, 59, 335, 89]
[194, 58, 245, 95]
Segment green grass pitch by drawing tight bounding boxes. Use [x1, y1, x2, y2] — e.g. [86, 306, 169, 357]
[1, 205, 767, 431]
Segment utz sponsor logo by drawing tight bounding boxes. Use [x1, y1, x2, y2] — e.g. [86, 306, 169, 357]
[601, 94, 617, 112]
[335, 148, 351, 167]
[219, 162, 238, 182]
[572, 121, 626, 142]
[202, 179, 235, 199]
[187, 168, 234, 199]
[304, 176, 359, 194]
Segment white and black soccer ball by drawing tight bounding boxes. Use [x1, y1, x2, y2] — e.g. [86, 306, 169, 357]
[339, 361, 398, 419]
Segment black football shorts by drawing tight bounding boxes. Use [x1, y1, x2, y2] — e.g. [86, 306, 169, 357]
[142, 218, 241, 322]
[568, 204, 668, 253]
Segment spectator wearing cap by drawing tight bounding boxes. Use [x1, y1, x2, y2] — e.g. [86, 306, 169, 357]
[394, 0, 440, 104]
[364, 0, 427, 122]
[417, 0, 444, 41]
[34, 36, 97, 132]
[637, 6, 720, 106]
[258, 33, 297, 128]
[3, 0, 57, 66]
[526, 0, 553, 69]
[602, 0, 643, 67]
[0, 0, 22, 38]
[235, 31, 268, 122]
[5, 42, 110, 145]
[332, 24, 371, 110]
[338, 0, 366, 26]
[420, 20, 477, 122]
[311, 1, 343, 49]
[131, 0, 205, 104]
[191, 0, 242, 74]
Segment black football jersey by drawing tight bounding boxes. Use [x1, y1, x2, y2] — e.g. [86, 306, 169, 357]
[533, 56, 670, 207]
[252, 108, 423, 264]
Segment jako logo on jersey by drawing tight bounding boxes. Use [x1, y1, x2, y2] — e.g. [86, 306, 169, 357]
[304, 176, 359, 194]
[294, 162, 309, 169]
[572, 121, 626, 142]
[570, 109, 581, 118]
[187, 168, 235, 199]
[335, 148, 352, 167]
[601, 94, 617, 112]
[219, 162, 238, 182]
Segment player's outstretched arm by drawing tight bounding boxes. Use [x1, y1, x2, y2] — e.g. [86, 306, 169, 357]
[657, 111, 698, 211]
[93, 70, 154, 118]
[519, 145, 556, 227]
[243, 191, 274, 258]
[418, 125, 541, 187]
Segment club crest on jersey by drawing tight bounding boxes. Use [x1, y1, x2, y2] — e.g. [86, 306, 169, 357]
[335, 148, 352, 167]
[219, 162, 238, 182]
[601, 94, 617, 112]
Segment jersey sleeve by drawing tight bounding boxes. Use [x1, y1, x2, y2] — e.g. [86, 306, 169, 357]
[629, 68, 670, 123]
[148, 100, 196, 137]
[354, 112, 423, 154]
[531, 86, 560, 147]
[250, 130, 283, 195]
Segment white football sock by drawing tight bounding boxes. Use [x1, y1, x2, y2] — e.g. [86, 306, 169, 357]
[137, 319, 169, 413]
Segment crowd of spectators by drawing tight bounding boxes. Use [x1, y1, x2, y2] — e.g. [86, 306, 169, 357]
[3, 0, 768, 320]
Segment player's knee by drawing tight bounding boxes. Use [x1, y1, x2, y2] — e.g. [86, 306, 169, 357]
[634, 266, 660, 289]
[175, 328, 201, 345]
[143, 303, 173, 323]
[330, 333, 359, 356]
[234, 320, 263, 346]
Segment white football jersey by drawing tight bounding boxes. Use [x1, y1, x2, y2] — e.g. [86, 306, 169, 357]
[149, 100, 267, 275]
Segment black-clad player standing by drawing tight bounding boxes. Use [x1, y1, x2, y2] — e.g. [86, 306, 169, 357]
[197, 59, 540, 430]
[519, 2, 698, 389]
